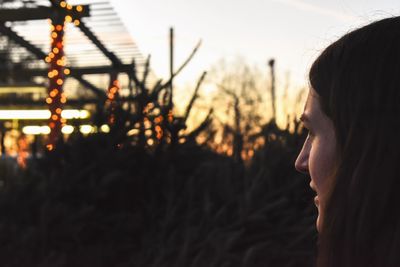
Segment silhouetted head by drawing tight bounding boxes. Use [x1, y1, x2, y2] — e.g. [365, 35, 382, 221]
[298, 16, 400, 267]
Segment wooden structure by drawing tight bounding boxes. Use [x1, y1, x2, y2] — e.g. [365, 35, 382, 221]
[0, 0, 152, 153]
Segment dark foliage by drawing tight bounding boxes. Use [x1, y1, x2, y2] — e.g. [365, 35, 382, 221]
[0, 118, 317, 267]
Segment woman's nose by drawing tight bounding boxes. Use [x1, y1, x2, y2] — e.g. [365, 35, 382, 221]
[295, 147, 309, 174]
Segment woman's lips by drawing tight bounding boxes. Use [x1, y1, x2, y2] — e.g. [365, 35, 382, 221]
[314, 196, 319, 206]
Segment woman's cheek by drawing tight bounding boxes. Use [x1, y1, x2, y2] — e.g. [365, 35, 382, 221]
[312, 136, 336, 198]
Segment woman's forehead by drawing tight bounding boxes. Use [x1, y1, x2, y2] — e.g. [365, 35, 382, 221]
[303, 90, 321, 120]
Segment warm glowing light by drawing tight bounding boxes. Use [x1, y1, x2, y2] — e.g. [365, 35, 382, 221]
[56, 42, 62, 49]
[0, 109, 89, 120]
[52, 69, 59, 76]
[46, 97, 52, 104]
[45, 57, 51, 63]
[61, 110, 90, 119]
[62, 125, 74, 134]
[155, 116, 163, 124]
[80, 125, 93, 134]
[155, 125, 163, 139]
[147, 139, 154, 146]
[51, 32, 58, 39]
[51, 114, 59, 121]
[56, 25, 62, 31]
[145, 129, 152, 137]
[56, 79, 63, 85]
[60, 1, 67, 8]
[50, 25, 55, 31]
[168, 109, 174, 122]
[100, 124, 110, 133]
[66, 4, 72, 10]
[56, 108, 62, 114]
[144, 120, 152, 129]
[76, 5, 83, 12]
[64, 69, 70, 75]
[60, 97, 67, 104]
[74, 20, 80, 26]
[49, 52, 55, 58]
[22, 126, 51, 135]
[46, 144, 54, 151]
[127, 128, 139, 136]
[65, 15, 72, 23]
[48, 72, 54, 78]
[53, 47, 59, 54]
[248, 149, 254, 157]
[50, 89, 58, 97]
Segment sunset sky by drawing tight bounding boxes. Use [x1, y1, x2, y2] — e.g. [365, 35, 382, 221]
[110, 0, 398, 85]
[109, 0, 399, 125]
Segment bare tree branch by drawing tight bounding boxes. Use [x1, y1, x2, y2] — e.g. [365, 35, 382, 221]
[183, 71, 207, 123]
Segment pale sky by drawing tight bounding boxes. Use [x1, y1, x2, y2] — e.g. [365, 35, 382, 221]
[108, 0, 399, 125]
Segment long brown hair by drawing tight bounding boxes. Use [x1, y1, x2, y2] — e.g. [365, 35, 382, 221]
[309, 16, 400, 267]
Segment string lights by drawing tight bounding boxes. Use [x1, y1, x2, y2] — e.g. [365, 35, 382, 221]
[44, 1, 84, 150]
[106, 79, 120, 125]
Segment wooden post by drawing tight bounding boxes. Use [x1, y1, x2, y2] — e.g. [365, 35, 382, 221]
[169, 27, 174, 109]
[46, 13, 66, 150]
[268, 59, 276, 121]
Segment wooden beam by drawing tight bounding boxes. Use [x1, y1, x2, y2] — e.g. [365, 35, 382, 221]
[77, 21, 123, 67]
[0, 23, 105, 98]
[12, 64, 134, 77]
[0, 6, 90, 22]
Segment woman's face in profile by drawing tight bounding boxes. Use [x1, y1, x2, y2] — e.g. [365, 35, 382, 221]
[295, 88, 337, 232]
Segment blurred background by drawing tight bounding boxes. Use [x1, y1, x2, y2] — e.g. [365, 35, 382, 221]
[0, 1, 397, 266]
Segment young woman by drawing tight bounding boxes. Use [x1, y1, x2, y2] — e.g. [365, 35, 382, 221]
[295, 16, 400, 267]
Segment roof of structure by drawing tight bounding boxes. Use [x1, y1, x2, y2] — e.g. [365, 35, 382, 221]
[0, 0, 155, 102]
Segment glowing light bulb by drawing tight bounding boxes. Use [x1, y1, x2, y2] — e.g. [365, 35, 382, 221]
[49, 90, 57, 97]
[62, 125, 74, 134]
